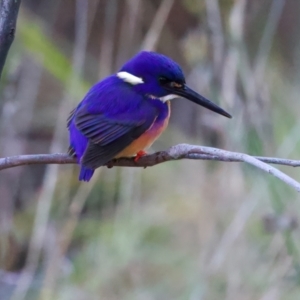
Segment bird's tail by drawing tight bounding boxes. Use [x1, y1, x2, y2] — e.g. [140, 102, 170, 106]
[79, 166, 94, 182]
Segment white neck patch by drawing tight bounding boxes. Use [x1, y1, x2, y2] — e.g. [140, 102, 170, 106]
[159, 94, 178, 102]
[147, 94, 178, 102]
[117, 71, 144, 85]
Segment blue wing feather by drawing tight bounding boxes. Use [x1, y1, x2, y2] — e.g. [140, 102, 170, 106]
[75, 111, 151, 145]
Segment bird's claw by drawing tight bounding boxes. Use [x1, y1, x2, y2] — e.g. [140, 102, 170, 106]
[134, 150, 147, 162]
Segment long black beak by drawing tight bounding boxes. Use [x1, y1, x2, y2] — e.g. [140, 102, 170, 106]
[171, 85, 232, 118]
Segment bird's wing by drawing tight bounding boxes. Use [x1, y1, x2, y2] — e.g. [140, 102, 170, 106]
[75, 110, 153, 145]
[76, 110, 156, 168]
[73, 77, 157, 168]
[67, 108, 76, 128]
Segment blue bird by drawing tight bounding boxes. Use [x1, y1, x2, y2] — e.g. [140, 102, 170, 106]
[68, 51, 231, 181]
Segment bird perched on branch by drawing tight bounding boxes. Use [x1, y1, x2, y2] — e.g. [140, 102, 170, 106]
[68, 51, 231, 181]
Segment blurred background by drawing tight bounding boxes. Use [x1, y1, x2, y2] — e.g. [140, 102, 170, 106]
[1, 0, 300, 299]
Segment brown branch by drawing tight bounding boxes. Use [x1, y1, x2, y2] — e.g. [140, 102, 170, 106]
[0, 0, 21, 79]
[1, 144, 300, 192]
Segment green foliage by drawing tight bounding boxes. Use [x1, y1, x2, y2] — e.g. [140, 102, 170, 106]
[18, 18, 90, 93]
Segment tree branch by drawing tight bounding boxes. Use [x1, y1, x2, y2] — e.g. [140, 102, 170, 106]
[1, 144, 300, 192]
[0, 0, 21, 79]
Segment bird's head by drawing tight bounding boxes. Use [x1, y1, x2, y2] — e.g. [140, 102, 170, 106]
[117, 51, 231, 118]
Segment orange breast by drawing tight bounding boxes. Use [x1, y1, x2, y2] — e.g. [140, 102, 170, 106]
[115, 101, 171, 158]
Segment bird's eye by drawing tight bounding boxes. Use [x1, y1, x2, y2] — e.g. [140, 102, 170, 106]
[159, 77, 184, 89]
[159, 77, 169, 85]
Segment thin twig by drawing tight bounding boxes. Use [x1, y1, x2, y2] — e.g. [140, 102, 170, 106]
[1, 144, 300, 192]
[11, 1, 88, 299]
[141, 0, 174, 51]
[205, 0, 225, 73]
[0, 0, 21, 80]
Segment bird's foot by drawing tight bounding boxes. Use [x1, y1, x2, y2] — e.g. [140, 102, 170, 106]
[134, 150, 147, 162]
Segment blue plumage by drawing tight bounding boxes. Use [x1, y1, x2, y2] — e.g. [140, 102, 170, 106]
[68, 72, 167, 181]
[120, 51, 185, 97]
[68, 51, 231, 182]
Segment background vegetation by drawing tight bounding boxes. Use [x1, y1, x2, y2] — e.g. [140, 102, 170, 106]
[1, 0, 300, 299]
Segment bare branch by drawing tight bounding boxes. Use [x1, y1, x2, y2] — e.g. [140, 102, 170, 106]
[1, 144, 300, 192]
[0, 0, 21, 79]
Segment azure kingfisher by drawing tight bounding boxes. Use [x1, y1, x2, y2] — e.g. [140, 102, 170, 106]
[68, 51, 231, 181]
